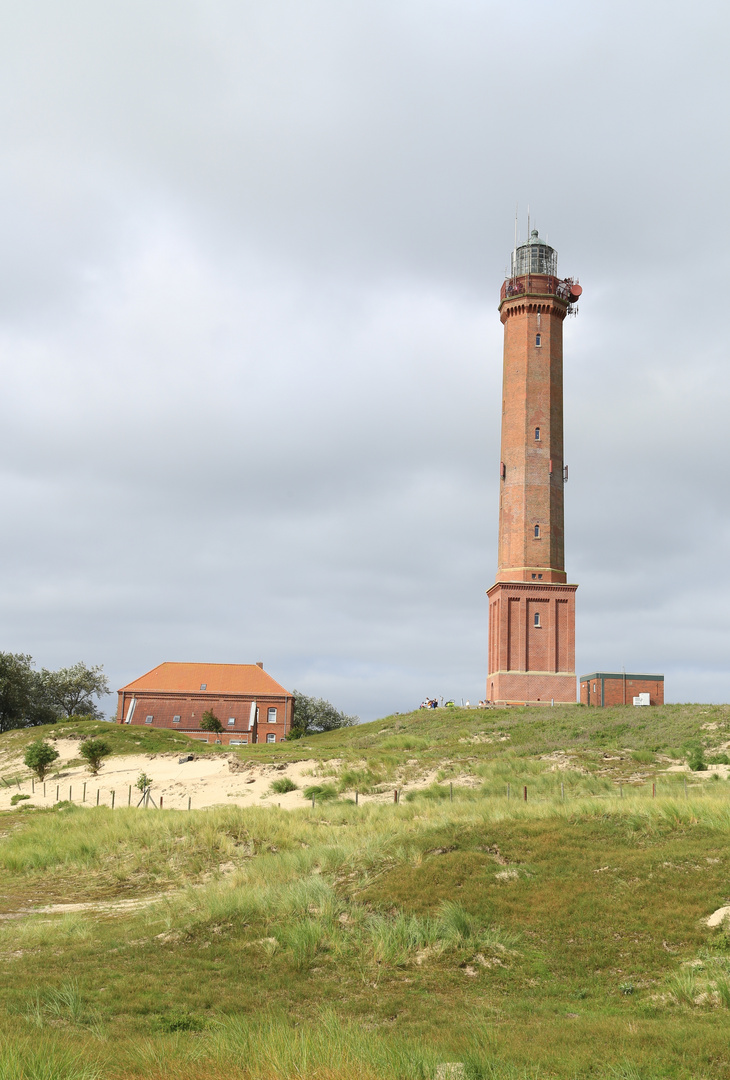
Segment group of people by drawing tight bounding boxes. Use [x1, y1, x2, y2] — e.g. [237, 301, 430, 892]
[419, 698, 491, 709]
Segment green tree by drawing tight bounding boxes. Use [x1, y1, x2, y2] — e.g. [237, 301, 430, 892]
[136, 772, 152, 793]
[41, 663, 110, 719]
[24, 739, 60, 780]
[287, 692, 358, 739]
[0, 653, 59, 733]
[200, 710, 223, 733]
[79, 738, 112, 776]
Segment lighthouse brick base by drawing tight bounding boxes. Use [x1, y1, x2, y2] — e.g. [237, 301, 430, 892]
[487, 581, 577, 706]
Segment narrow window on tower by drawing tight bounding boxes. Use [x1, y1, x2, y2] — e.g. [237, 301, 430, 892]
[534, 612, 541, 628]
[535, 426, 540, 441]
[535, 333, 541, 346]
[534, 524, 540, 538]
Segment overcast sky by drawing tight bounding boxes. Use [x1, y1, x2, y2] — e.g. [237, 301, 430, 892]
[0, 0, 728, 720]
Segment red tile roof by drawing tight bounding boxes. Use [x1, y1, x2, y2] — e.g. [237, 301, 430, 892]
[118, 662, 291, 697]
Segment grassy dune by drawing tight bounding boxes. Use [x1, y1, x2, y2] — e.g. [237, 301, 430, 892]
[1, 704, 730, 1079]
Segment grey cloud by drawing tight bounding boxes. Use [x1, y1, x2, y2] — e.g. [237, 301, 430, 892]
[0, 0, 728, 718]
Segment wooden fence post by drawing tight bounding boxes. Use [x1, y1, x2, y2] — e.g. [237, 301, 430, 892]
[83, 783, 86, 802]
[111, 791, 115, 809]
[523, 786, 527, 802]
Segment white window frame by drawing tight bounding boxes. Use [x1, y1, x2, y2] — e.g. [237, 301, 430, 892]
[267, 708, 277, 724]
[228, 717, 236, 726]
[145, 715, 154, 724]
[266, 732, 276, 743]
[173, 715, 181, 723]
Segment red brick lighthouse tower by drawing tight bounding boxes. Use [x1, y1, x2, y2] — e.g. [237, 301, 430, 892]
[487, 229, 582, 706]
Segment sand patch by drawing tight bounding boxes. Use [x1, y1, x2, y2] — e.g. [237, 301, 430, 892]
[706, 906, 730, 928]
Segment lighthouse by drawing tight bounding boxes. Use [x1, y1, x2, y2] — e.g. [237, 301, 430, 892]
[486, 229, 582, 706]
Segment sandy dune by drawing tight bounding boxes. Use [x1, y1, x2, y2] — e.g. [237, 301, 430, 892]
[0, 739, 405, 812]
[0, 739, 336, 812]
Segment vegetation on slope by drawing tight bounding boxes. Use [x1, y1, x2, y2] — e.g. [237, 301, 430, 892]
[1, 704, 730, 1079]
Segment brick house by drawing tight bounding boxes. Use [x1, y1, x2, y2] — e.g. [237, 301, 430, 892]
[116, 662, 294, 744]
[580, 672, 664, 707]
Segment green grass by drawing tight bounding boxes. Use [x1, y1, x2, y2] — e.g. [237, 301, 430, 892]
[2, 704, 730, 1077]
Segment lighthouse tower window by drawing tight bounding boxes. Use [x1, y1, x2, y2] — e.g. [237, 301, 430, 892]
[535, 427, 540, 441]
[534, 612, 541, 628]
[535, 333, 541, 346]
[534, 525, 540, 538]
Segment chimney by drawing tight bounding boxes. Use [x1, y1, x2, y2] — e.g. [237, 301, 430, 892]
[256, 661, 264, 668]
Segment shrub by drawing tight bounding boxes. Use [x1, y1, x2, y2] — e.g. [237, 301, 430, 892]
[405, 784, 451, 802]
[381, 736, 428, 751]
[79, 739, 112, 776]
[302, 784, 338, 802]
[23, 739, 60, 781]
[135, 772, 152, 793]
[270, 777, 298, 794]
[707, 753, 730, 765]
[200, 710, 223, 733]
[630, 750, 655, 764]
[156, 1011, 207, 1033]
[686, 744, 707, 771]
[10, 793, 30, 805]
[715, 978, 730, 1008]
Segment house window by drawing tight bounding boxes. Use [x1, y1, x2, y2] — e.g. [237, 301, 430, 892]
[229, 737, 248, 745]
[538, 574, 543, 580]
[534, 612, 541, 628]
[534, 525, 540, 538]
[532, 573, 536, 579]
[173, 715, 180, 723]
[228, 717, 235, 726]
[200, 683, 207, 690]
[535, 427, 540, 440]
[145, 715, 153, 724]
[268, 708, 277, 723]
[535, 334, 541, 346]
[266, 733, 276, 743]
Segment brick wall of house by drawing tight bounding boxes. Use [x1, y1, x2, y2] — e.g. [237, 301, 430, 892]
[116, 691, 293, 743]
[580, 675, 664, 707]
